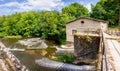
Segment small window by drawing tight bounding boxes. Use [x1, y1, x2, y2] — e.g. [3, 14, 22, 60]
[81, 21, 84, 24]
[72, 30, 77, 34]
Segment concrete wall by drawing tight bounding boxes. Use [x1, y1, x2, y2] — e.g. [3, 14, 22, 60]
[74, 35, 100, 64]
[66, 19, 107, 42]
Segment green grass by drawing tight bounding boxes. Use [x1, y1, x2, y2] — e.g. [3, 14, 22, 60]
[5, 35, 22, 38]
[51, 54, 74, 63]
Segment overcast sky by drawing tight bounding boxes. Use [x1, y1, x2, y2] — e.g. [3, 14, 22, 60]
[0, 0, 99, 15]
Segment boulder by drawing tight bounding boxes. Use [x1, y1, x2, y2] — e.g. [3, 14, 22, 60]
[17, 38, 48, 49]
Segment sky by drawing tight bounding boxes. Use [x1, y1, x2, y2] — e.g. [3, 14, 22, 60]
[0, 0, 99, 16]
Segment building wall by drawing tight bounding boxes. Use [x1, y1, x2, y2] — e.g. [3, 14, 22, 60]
[66, 18, 107, 42]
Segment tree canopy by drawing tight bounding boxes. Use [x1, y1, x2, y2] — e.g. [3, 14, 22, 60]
[0, 3, 90, 44]
[91, 0, 120, 27]
[62, 2, 90, 19]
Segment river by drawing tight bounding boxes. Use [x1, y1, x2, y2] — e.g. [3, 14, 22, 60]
[0, 38, 57, 71]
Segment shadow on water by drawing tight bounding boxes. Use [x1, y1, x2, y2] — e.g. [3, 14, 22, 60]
[0, 38, 57, 71]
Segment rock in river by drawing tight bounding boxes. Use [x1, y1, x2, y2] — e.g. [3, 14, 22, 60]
[17, 38, 48, 49]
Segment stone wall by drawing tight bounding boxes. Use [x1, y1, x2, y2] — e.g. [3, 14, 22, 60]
[74, 34, 100, 64]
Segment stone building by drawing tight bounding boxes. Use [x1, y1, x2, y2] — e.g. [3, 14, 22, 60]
[66, 17, 108, 43]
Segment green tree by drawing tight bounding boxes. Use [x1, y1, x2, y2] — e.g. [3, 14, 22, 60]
[91, 0, 120, 27]
[62, 2, 90, 19]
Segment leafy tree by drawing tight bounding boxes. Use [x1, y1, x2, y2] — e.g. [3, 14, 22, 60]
[62, 2, 90, 19]
[91, 0, 120, 28]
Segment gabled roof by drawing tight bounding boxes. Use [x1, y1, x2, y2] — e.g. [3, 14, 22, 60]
[66, 17, 109, 24]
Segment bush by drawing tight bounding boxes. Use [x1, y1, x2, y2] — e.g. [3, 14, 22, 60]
[58, 54, 74, 63]
[51, 53, 74, 63]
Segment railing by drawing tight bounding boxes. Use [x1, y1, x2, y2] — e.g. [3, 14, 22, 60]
[0, 42, 29, 71]
[97, 30, 108, 71]
[101, 31, 108, 71]
[96, 31, 102, 71]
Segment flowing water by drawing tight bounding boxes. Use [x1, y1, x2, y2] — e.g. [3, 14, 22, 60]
[0, 38, 57, 71]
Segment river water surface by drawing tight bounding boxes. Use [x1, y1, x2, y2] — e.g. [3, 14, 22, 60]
[0, 38, 57, 71]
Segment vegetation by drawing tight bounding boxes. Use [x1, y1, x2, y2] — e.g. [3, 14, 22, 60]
[51, 54, 74, 63]
[0, 3, 89, 44]
[62, 2, 90, 18]
[4, 35, 22, 39]
[91, 0, 120, 27]
[85, 35, 92, 43]
[0, 0, 120, 43]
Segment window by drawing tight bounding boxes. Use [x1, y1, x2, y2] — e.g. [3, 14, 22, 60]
[81, 21, 84, 24]
[72, 30, 77, 34]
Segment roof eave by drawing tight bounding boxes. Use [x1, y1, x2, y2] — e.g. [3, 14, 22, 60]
[66, 17, 109, 24]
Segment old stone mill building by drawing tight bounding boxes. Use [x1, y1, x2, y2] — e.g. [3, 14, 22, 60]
[66, 17, 108, 43]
